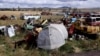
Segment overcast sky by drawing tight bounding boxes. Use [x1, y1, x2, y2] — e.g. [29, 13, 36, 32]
[0, 0, 99, 8]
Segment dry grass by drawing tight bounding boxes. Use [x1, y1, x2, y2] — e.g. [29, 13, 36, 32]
[0, 11, 100, 56]
[0, 20, 25, 26]
[0, 11, 64, 56]
[0, 11, 64, 25]
[0, 11, 40, 25]
[0, 11, 41, 18]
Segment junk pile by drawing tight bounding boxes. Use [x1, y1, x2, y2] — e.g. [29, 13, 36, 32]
[15, 19, 68, 50]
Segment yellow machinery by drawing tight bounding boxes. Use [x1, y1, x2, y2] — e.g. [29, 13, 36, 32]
[74, 20, 100, 33]
[73, 19, 100, 39]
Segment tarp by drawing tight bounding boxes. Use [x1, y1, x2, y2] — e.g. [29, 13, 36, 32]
[71, 18, 77, 23]
[7, 25, 15, 37]
[26, 24, 34, 30]
[37, 23, 68, 50]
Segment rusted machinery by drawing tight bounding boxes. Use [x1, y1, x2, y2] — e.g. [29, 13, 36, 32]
[72, 15, 100, 39]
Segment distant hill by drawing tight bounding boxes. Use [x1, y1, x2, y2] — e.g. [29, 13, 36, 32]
[59, 6, 71, 9]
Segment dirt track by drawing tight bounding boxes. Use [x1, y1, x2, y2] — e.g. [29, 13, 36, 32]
[67, 50, 100, 56]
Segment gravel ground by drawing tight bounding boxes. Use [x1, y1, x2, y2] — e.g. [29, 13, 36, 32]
[67, 50, 100, 56]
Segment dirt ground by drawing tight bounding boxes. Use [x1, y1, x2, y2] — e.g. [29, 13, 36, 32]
[67, 50, 100, 56]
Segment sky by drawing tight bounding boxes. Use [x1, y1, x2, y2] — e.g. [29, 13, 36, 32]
[0, 0, 100, 8]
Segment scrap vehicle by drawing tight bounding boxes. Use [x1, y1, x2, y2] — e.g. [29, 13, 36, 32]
[23, 19, 48, 31]
[68, 13, 100, 39]
[41, 11, 52, 15]
[20, 13, 41, 20]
